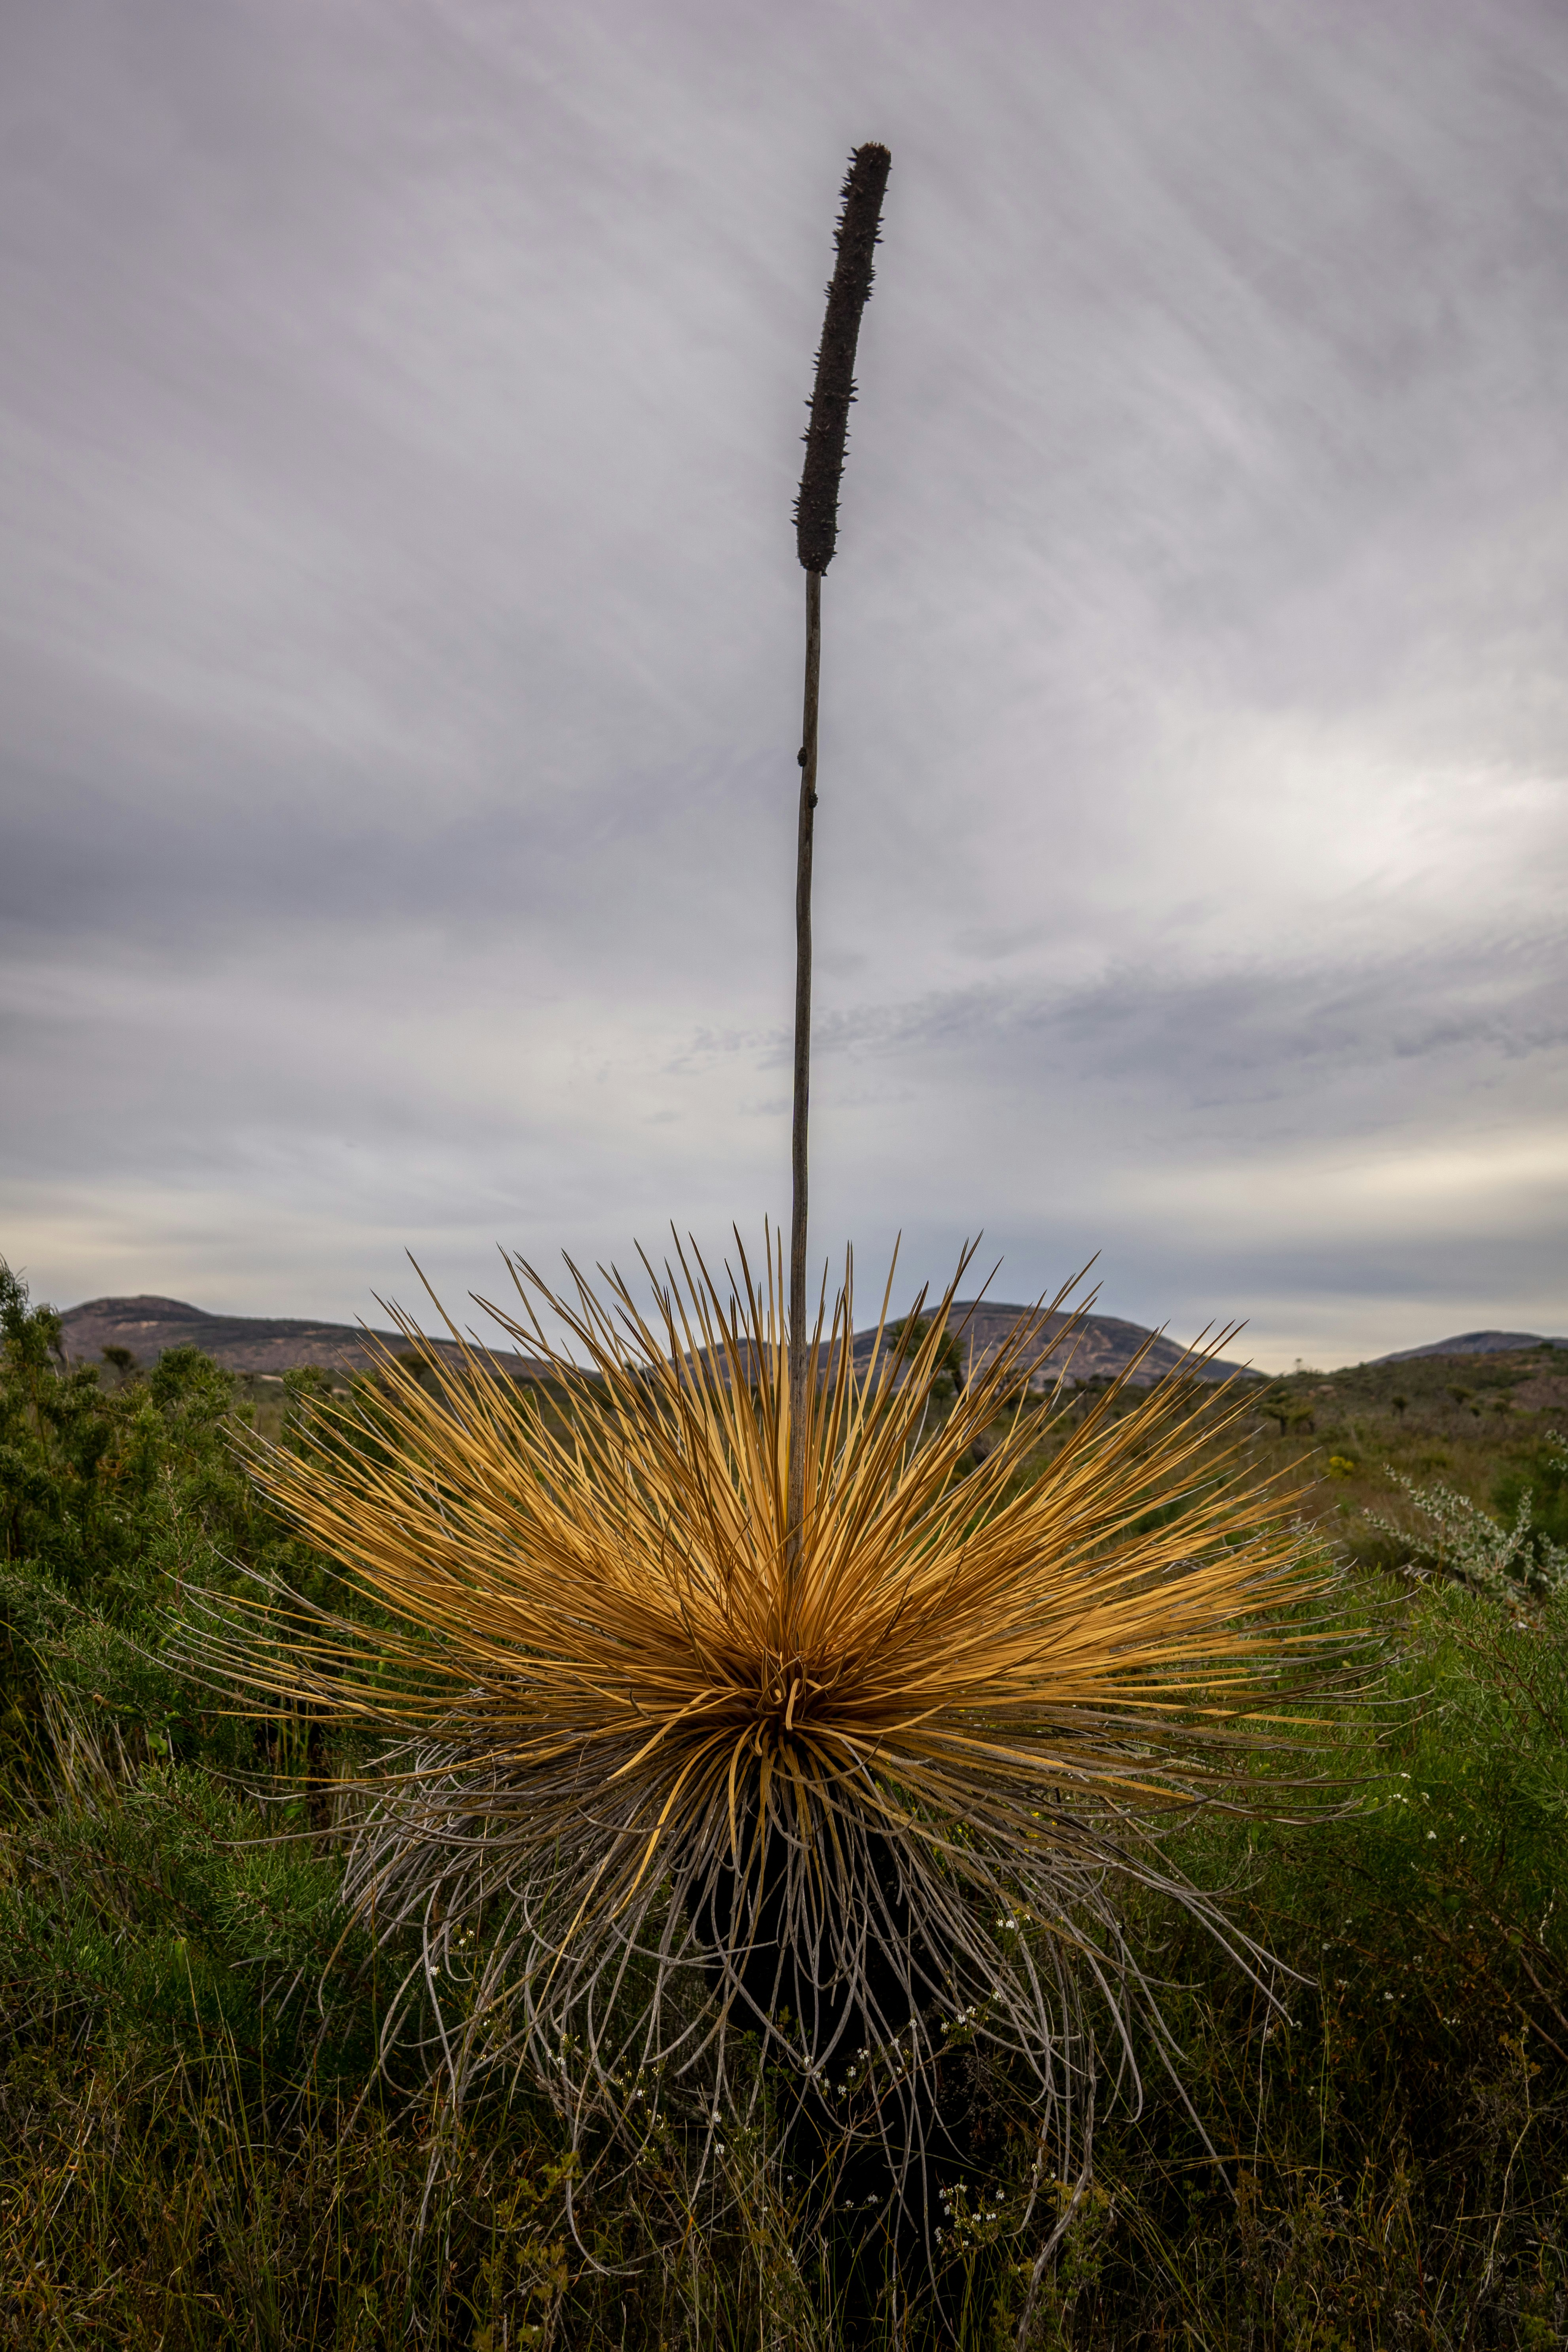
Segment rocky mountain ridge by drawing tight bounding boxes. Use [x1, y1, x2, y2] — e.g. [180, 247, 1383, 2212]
[58, 1291, 1256, 1390]
[57, 1295, 1566, 1392]
[1372, 1330, 1566, 1363]
[882, 1300, 1255, 1389]
[57, 1294, 550, 1383]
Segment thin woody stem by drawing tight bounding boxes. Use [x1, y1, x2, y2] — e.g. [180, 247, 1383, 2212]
[787, 569, 821, 1570]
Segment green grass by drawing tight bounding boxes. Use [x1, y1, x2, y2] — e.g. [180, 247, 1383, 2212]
[4, 1263, 1568, 2347]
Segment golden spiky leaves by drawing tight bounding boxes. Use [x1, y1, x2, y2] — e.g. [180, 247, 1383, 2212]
[207, 1239, 1350, 2120]
[245, 1248, 1324, 1802]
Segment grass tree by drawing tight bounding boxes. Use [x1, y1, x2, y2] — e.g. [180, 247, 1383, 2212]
[194, 148, 1360, 2323]
[214, 1241, 1346, 2138]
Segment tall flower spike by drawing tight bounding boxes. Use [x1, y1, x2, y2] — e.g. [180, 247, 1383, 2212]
[794, 143, 891, 574]
[787, 144, 890, 1564]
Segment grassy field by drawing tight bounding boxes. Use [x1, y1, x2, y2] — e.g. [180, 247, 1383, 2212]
[4, 1270, 1568, 2348]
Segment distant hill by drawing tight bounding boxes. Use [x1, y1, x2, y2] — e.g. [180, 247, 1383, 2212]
[1373, 1330, 1568, 1365]
[891, 1301, 1257, 1389]
[689, 1301, 1257, 1391]
[1266, 1337, 1568, 1425]
[59, 1292, 1254, 1393]
[58, 1294, 551, 1383]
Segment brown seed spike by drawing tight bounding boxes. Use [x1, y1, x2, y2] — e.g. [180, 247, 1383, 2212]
[794, 143, 890, 574]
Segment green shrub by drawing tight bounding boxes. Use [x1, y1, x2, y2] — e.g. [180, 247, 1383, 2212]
[1014, 1576, 1568, 2346]
[1363, 1453, 1568, 1600]
[1494, 1429, 1568, 1559]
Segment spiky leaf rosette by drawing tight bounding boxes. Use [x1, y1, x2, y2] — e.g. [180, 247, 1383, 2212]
[198, 1238, 1349, 2178]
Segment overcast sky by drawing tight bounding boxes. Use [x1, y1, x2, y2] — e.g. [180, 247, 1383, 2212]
[4, 0, 1566, 1371]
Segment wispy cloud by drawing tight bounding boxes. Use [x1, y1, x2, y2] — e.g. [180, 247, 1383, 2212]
[3, 0, 1566, 1368]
